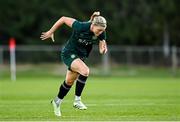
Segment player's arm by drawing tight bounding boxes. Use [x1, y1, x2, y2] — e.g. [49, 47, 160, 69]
[99, 40, 108, 54]
[40, 16, 75, 41]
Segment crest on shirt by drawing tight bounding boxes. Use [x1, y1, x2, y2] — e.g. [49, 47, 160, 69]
[71, 54, 76, 59]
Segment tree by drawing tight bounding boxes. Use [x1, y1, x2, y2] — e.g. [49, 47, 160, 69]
[0, 0, 179, 46]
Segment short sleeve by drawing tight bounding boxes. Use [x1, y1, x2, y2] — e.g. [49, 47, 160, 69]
[98, 31, 107, 41]
[72, 20, 90, 32]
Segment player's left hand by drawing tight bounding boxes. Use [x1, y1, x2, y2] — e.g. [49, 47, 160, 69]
[99, 41, 108, 54]
[102, 44, 108, 54]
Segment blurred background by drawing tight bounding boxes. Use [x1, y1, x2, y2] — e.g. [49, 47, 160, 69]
[0, 0, 180, 77]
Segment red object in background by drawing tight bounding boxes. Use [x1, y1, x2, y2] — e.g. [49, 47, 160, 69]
[9, 38, 16, 50]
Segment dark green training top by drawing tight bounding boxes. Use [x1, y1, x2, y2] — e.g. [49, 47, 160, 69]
[62, 20, 106, 58]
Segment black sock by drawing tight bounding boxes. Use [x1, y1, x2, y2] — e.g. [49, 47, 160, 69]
[58, 81, 72, 99]
[75, 75, 88, 97]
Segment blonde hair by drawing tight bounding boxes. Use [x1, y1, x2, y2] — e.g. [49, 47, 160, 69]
[92, 16, 107, 28]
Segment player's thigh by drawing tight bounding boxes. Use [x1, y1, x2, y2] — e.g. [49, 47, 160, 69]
[70, 58, 90, 76]
[65, 70, 79, 85]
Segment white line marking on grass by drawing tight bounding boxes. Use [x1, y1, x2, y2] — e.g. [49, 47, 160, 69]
[86, 103, 178, 106]
[0, 100, 179, 107]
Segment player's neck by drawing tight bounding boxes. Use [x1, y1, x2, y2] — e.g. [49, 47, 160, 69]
[90, 24, 94, 33]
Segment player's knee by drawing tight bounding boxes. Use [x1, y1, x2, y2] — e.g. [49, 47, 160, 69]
[81, 67, 90, 76]
[65, 79, 75, 86]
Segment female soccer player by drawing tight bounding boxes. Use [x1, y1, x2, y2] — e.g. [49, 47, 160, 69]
[40, 11, 107, 116]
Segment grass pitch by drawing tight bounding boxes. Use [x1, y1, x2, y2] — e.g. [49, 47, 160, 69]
[0, 66, 180, 121]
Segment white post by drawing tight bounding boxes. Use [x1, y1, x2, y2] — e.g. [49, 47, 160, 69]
[9, 38, 16, 81]
[0, 47, 2, 78]
[102, 50, 110, 75]
[163, 22, 170, 58]
[10, 47, 16, 81]
[0, 47, 3, 64]
[172, 46, 177, 76]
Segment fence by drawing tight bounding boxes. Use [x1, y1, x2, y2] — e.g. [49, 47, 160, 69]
[0, 45, 180, 76]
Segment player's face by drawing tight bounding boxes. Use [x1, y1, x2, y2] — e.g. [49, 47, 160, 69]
[92, 25, 106, 36]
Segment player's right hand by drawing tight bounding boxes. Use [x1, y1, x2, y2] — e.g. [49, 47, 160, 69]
[40, 31, 54, 42]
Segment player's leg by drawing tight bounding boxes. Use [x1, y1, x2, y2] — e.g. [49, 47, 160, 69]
[56, 70, 79, 102]
[52, 70, 79, 116]
[70, 58, 90, 110]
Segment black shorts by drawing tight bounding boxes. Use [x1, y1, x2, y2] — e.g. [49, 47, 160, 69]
[61, 51, 86, 70]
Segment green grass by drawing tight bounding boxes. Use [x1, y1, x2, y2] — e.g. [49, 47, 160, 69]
[0, 65, 180, 121]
